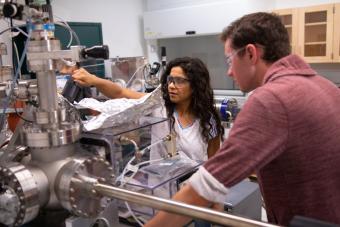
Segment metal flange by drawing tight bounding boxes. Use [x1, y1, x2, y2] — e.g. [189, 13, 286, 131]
[55, 155, 115, 218]
[0, 163, 40, 227]
[21, 122, 81, 147]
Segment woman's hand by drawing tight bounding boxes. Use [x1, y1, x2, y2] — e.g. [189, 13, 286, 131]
[72, 68, 98, 87]
[60, 64, 78, 75]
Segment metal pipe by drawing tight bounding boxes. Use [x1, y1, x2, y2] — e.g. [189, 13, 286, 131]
[93, 182, 279, 227]
[36, 71, 58, 112]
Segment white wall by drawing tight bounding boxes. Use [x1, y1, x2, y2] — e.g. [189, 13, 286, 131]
[51, 0, 146, 58]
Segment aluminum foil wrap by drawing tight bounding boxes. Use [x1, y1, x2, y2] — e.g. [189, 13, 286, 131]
[76, 85, 162, 131]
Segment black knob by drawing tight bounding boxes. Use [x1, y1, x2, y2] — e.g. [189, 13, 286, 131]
[3, 3, 18, 18]
[3, 3, 23, 19]
[81, 45, 109, 60]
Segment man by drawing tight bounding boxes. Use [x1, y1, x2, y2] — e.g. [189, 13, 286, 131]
[145, 12, 340, 226]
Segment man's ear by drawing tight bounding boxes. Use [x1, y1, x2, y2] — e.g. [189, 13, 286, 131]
[246, 44, 258, 64]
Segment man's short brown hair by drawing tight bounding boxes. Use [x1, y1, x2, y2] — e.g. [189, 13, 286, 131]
[220, 12, 291, 63]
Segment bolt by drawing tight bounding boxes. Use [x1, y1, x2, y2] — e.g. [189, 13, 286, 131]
[70, 188, 75, 193]
[70, 197, 75, 202]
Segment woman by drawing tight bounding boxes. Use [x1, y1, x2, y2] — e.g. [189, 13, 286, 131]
[72, 57, 223, 161]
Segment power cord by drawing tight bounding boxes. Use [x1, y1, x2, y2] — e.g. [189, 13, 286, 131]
[13, 103, 33, 123]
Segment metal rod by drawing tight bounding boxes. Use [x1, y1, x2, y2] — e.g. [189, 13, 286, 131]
[81, 63, 105, 69]
[93, 182, 279, 227]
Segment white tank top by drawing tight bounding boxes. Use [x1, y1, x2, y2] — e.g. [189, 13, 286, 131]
[150, 104, 209, 162]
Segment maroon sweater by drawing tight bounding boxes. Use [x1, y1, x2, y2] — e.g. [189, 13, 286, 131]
[204, 55, 340, 225]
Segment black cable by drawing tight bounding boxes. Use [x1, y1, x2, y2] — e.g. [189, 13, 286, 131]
[14, 103, 33, 123]
[27, 100, 38, 108]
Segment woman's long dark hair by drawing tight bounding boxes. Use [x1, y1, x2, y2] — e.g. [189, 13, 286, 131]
[160, 57, 224, 142]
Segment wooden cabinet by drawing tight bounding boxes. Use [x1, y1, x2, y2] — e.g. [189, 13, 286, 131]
[333, 3, 340, 62]
[298, 4, 334, 63]
[274, 8, 298, 55]
[275, 4, 339, 63]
